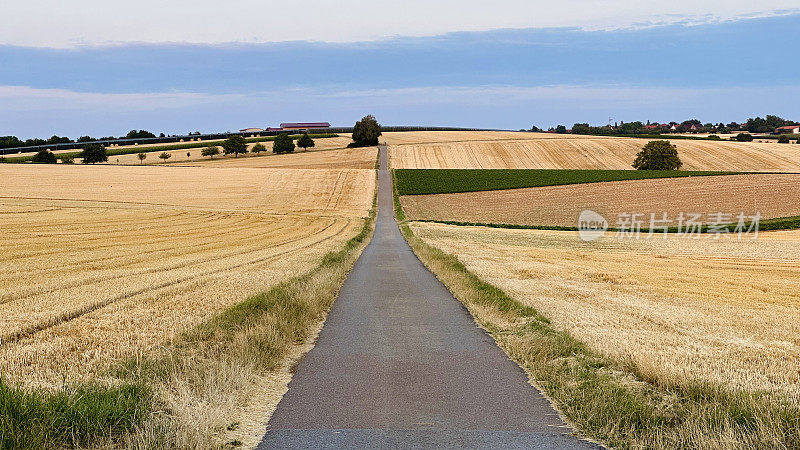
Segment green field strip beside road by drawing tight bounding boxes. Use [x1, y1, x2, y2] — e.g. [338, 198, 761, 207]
[395, 169, 741, 195]
[410, 215, 800, 233]
[0, 134, 339, 163]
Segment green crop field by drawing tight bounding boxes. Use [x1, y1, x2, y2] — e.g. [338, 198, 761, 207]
[395, 169, 740, 195]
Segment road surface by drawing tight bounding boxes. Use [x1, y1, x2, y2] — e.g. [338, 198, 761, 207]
[258, 146, 599, 449]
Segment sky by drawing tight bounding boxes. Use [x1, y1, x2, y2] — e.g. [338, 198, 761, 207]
[1, 1, 799, 138]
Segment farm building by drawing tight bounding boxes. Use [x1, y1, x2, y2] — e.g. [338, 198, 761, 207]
[239, 127, 264, 133]
[775, 125, 800, 134]
[280, 122, 331, 131]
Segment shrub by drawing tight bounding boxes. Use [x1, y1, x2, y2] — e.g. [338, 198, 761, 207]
[201, 145, 220, 159]
[80, 144, 108, 164]
[350, 115, 382, 147]
[778, 134, 791, 144]
[707, 134, 721, 140]
[222, 136, 248, 157]
[137, 152, 147, 164]
[158, 152, 171, 162]
[60, 156, 74, 164]
[31, 150, 58, 164]
[297, 133, 315, 151]
[735, 133, 754, 142]
[273, 133, 295, 154]
[251, 143, 267, 154]
[633, 140, 682, 170]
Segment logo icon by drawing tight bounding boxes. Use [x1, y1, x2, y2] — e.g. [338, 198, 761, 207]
[578, 210, 608, 241]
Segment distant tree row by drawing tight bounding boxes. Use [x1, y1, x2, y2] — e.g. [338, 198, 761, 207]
[526, 114, 798, 136]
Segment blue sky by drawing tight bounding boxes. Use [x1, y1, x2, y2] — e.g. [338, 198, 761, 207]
[0, 4, 798, 138]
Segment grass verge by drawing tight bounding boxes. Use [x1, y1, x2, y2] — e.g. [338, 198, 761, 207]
[393, 176, 800, 448]
[0, 379, 150, 449]
[395, 169, 740, 195]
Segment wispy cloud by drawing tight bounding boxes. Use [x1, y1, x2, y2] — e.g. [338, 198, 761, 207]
[1, 1, 798, 48]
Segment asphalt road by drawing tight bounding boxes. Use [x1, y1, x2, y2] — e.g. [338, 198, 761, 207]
[258, 146, 599, 449]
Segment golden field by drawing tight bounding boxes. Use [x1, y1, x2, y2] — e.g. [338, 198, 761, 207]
[410, 222, 800, 403]
[389, 133, 800, 171]
[401, 173, 800, 227]
[186, 146, 378, 169]
[108, 135, 354, 165]
[0, 164, 374, 388]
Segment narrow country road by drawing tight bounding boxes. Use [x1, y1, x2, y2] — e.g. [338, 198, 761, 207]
[258, 146, 599, 449]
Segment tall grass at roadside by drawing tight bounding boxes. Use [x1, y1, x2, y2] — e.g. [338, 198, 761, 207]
[392, 172, 800, 448]
[0, 379, 150, 449]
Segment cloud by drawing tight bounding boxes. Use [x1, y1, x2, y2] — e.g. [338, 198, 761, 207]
[3, 84, 799, 139]
[1, 1, 798, 47]
[0, 86, 245, 110]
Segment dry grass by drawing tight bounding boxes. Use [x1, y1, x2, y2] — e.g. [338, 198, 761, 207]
[185, 146, 378, 169]
[389, 133, 800, 171]
[0, 165, 374, 389]
[401, 173, 800, 227]
[410, 222, 800, 404]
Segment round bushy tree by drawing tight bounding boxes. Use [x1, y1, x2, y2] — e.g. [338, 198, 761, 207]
[80, 144, 108, 164]
[273, 133, 296, 154]
[31, 149, 58, 164]
[350, 115, 382, 147]
[297, 133, 315, 151]
[735, 133, 754, 142]
[632, 140, 682, 170]
[201, 145, 220, 159]
[778, 134, 791, 144]
[251, 143, 267, 153]
[158, 152, 171, 162]
[222, 135, 248, 157]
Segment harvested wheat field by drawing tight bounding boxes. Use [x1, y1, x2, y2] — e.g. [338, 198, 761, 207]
[411, 222, 800, 403]
[382, 130, 557, 145]
[109, 135, 354, 165]
[401, 173, 800, 227]
[389, 133, 800, 171]
[0, 164, 374, 388]
[0, 164, 374, 217]
[186, 146, 378, 169]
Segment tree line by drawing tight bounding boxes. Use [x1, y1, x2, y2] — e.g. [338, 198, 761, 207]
[529, 115, 798, 136]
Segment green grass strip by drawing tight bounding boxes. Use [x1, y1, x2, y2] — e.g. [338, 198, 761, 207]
[395, 169, 740, 195]
[413, 214, 800, 233]
[0, 379, 151, 449]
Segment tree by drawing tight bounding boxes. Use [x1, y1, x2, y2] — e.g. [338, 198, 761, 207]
[251, 143, 267, 154]
[529, 125, 542, 132]
[273, 133, 296, 154]
[735, 133, 754, 142]
[555, 125, 568, 134]
[125, 130, 156, 139]
[222, 135, 248, 157]
[137, 152, 147, 164]
[158, 152, 171, 162]
[297, 133, 315, 151]
[350, 115, 382, 147]
[632, 140, 682, 170]
[31, 149, 58, 164]
[80, 144, 108, 164]
[571, 123, 591, 135]
[77, 136, 96, 143]
[778, 134, 791, 144]
[201, 145, 220, 159]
